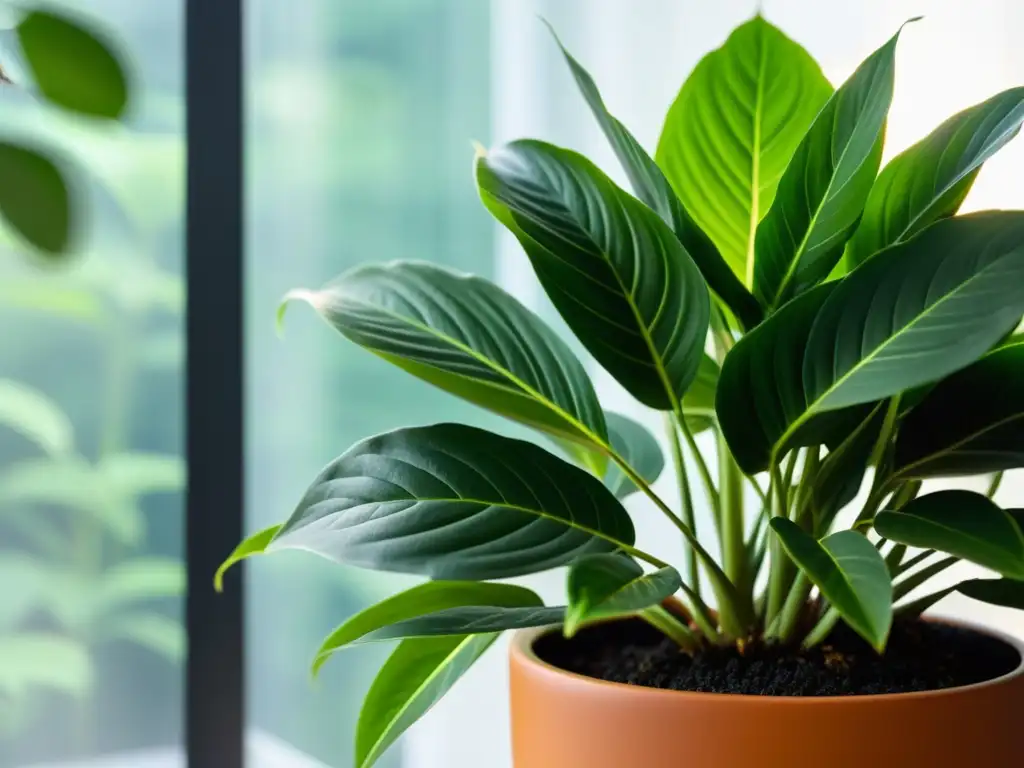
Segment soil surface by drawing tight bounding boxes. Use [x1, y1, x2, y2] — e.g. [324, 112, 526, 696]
[534, 618, 1021, 696]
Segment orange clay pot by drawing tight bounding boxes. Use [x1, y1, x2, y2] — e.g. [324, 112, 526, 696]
[510, 620, 1024, 768]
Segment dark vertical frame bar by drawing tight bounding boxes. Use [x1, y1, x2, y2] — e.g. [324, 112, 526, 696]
[185, 0, 245, 766]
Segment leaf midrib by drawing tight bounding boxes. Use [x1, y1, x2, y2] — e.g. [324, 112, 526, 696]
[745, 24, 768, 289]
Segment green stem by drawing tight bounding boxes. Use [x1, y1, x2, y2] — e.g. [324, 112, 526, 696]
[665, 413, 700, 599]
[679, 417, 719, 513]
[642, 605, 699, 653]
[718, 432, 747, 598]
[889, 480, 922, 510]
[895, 548, 936, 576]
[893, 556, 958, 603]
[895, 586, 956, 618]
[772, 572, 812, 643]
[679, 582, 721, 644]
[764, 462, 791, 626]
[986, 471, 1004, 499]
[709, 305, 735, 363]
[802, 606, 840, 649]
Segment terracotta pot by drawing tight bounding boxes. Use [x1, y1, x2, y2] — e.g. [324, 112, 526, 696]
[509, 621, 1024, 767]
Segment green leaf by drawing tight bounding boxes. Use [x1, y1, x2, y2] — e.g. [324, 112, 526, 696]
[564, 553, 681, 637]
[98, 452, 185, 498]
[0, 278, 106, 323]
[847, 87, 1024, 267]
[97, 612, 185, 662]
[93, 557, 185, 616]
[356, 634, 496, 768]
[548, 23, 761, 330]
[805, 212, 1024, 413]
[602, 412, 664, 499]
[0, 378, 73, 455]
[0, 141, 71, 254]
[17, 10, 129, 119]
[754, 22, 912, 309]
[770, 520, 892, 651]
[312, 581, 546, 673]
[716, 283, 865, 473]
[270, 424, 636, 580]
[656, 16, 832, 287]
[895, 343, 1024, 478]
[957, 578, 1024, 609]
[214, 524, 281, 592]
[0, 633, 94, 697]
[476, 139, 710, 410]
[811, 404, 886, 532]
[280, 261, 608, 474]
[874, 491, 1024, 579]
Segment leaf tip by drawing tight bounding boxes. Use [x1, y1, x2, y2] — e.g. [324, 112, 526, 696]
[471, 140, 488, 161]
[277, 289, 319, 335]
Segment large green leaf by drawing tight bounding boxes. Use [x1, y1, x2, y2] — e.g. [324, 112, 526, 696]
[548, 24, 761, 329]
[847, 87, 1024, 267]
[803, 212, 1024, 412]
[476, 139, 710, 410]
[754, 23, 911, 310]
[17, 9, 128, 119]
[0, 378, 73, 456]
[269, 424, 636, 580]
[0, 141, 71, 254]
[356, 634, 495, 768]
[957, 578, 1024, 609]
[280, 261, 608, 473]
[874, 491, 1024, 579]
[602, 412, 664, 499]
[312, 581, 549, 673]
[894, 343, 1024, 478]
[770, 519, 892, 650]
[716, 283, 863, 473]
[656, 16, 832, 287]
[564, 553, 681, 637]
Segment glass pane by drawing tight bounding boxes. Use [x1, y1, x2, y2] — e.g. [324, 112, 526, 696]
[245, 1, 491, 766]
[0, 1, 185, 766]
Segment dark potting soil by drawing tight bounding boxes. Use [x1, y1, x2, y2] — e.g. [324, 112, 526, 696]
[534, 618, 1021, 696]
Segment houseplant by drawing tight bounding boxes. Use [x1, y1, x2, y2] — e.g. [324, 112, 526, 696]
[219, 13, 1024, 767]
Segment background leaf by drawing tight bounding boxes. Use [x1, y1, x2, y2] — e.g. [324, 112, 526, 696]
[0, 633, 94, 698]
[313, 581, 544, 672]
[0, 378, 73, 455]
[281, 261, 608, 472]
[549, 24, 761, 329]
[602, 412, 664, 499]
[270, 424, 636, 579]
[356, 634, 495, 768]
[564, 553, 681, 637]
[754, 23, 908, 309]
[0, 141, 71, 254]
[657, 16, 832, 286]
[875, 491, 1024, 578]
[770, 520, 892, 650]
[17, 9, 128, 119]
[895, 343, 1024, 478]
[846, 87, 1024, 267]
[96, 612, 185, 662]
[477, 139, 710, 410]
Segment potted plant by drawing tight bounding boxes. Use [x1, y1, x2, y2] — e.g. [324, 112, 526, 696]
[219, 14, 1024, 767]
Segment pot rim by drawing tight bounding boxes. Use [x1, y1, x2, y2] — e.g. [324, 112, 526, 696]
[511, 616, 1024, 704]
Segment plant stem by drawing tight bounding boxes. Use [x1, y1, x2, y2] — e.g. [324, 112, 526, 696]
[679, 582, 721, 643]
[895, 586, 956, 618]
[889, 480, 921, 510]
[895, 548, 936, 576]
[679, 417, 719, 514]
[641, 605, 699, 654]
[986, 471, 1004, 499]
[764, 462, 791, 626]
[665, 413, 700, 599]
[802, 606, 840, 649]
[892, 556, 958, 602]
[718, 432, 747, 599]
[772, 572, 812, 643]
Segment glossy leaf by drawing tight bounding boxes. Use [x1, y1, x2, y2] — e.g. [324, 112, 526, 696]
[281, 261, 608, 473]
[565, 554, 682, 637]
[754, 23, 911, 309]
[549, 24, 761, 329]
[269, 424, 636, 580]
[716, 283, 864, 473]
[847, 87, 1024, 267]
[874, 491, 1024, 579]
[895, 343, 1024, 478]
[356, 634, 495, 768]
[804, 212, 1024, 413]
[214, 524, 281, 592]
[0, 379, 73, 455]
[602, 412, 664, 499]
[771, 519, 892, 650]
[657, 16, 832, 286]
[476, 139, 710, 410]
[17, 10, 128, 119]
[0, 141, 71, 254]
[312, 582, 548, 673]
[957, 578, 1024, 609]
